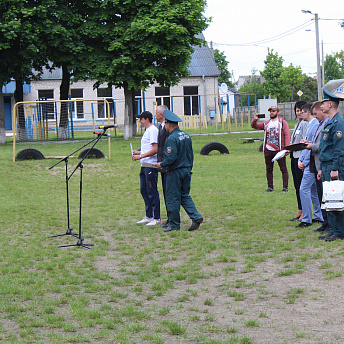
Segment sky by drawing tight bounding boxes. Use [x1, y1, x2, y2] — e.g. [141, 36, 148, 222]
[203, 0, 344, 82]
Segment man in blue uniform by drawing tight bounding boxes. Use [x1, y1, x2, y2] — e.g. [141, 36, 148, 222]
[317, 87, 344, 241]
[154, 110, 203, 232]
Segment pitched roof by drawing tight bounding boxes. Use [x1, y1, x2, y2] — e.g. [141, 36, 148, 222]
[187, 33, 220, 77]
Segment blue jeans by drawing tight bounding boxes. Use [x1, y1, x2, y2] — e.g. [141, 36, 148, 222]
[140, 167, 160, 219]
[300, 166, 323, 224]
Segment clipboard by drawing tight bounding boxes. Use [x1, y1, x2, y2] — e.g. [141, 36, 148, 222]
[284, 143, 307, 151]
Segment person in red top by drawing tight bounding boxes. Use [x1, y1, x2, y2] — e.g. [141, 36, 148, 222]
[251, 106, 291, 193]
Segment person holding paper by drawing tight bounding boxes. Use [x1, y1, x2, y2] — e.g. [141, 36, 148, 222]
[251, 106, 291, 193]
[132, 111, 161, 226]
[289, 100, 308, 221]
[296, 102, 322, 228]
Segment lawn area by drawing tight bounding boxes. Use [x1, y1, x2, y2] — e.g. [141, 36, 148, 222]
[1, 129, 344, 344]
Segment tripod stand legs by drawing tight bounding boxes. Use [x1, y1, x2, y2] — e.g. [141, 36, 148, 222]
[59, 237, 94, 249]
[47, 227, 79, 239]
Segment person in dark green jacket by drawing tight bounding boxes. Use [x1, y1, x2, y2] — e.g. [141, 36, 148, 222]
[318, 87, 344, 241]
[155, 110, 203, 232]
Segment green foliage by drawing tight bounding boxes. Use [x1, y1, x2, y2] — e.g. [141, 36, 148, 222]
[95, 0, 209, 91]
[214, 49, 234, 87]
[279, 64, 304, 102]
[260, 48, 284, 99]
[324, 53, 344, 83]
[296, 75, 318, 102]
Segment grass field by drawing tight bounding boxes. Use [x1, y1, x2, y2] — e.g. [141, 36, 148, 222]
[1, 127, 344, 344]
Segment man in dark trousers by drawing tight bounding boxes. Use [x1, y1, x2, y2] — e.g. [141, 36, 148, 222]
[155, 105, 170, 228]
[154, 110, 203, 232]
[251, 106, 291, 193]
[317, 87, 344, 241]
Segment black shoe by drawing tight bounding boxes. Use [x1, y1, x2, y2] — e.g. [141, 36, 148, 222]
[318, 233, 332, 240]
[296, 222, 312, 228]
[290, 216, 301, 221]
[313, 225, 328, 232]
[264, 188, 274, 193]
[188, 217, 203, 231]
[281, 188, 289, 193]
[160, 220, 169, 228]
[312, 219, 323, 224]
[325, 234, 344, 242]
[163, 226, 179, 232]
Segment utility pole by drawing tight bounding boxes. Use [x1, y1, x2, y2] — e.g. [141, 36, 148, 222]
[322, 40, 325, 88]
[315, 13, 322, 100]
[302, 10, 322, 99]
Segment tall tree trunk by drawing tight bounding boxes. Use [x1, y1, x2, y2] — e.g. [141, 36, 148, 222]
[59, 65, 71, 139]
[123, 85, 137, 139]
[14, 78, 26, 140]
[0, 88, 5, 144]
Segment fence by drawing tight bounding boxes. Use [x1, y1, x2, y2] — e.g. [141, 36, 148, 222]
[12, 99, 114, 162]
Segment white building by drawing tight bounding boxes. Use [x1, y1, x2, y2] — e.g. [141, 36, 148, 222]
[4, 34, 221, 130]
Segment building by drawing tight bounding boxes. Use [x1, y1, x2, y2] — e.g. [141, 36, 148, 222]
[4, 33, 220, 131]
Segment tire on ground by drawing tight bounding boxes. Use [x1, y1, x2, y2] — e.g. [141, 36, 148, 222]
[259, 143, 264, 152]
[78, 148, 105, 159]
[16, 148, 45, 161]
[200, 142, 229, 155]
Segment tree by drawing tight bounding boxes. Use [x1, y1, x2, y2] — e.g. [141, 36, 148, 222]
[260, 48, 284, 101]
[295, 75, 318, 102]
[40, 0, 111, 139]
[324, 53, 344, 83]
[334, 50, 344, 72]
[93, 0, 209, 139]
[279, 64, 304, 102]
[214, 49, 234, 88]
[0, 0, 50, 142]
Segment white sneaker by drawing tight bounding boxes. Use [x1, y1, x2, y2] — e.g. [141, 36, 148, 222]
[136, 216, 154, 224]
[146, 219, 162, 226]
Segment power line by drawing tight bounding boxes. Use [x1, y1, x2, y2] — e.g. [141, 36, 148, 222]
[211, 20, 313, 47]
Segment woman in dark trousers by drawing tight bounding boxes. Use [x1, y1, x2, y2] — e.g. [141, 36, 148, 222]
[290, 100, 308, 221]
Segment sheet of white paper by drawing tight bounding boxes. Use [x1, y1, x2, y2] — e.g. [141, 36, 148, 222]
[130, 143, 133, 156]
[271, 149, 286, 162]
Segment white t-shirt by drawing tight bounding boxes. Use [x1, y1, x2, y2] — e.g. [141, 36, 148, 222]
[141, 124, 158, 166]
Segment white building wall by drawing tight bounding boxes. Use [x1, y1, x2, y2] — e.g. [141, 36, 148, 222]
[24, 76, 219, 126]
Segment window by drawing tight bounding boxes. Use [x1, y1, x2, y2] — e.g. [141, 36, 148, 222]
[71, 89, 84, 119]
[155, 87, 170, 109]
[134, 89, 143, 116]
[38, 89, 55, 120]
[97, 88, 114, 118]
[183, 86, 199, 116]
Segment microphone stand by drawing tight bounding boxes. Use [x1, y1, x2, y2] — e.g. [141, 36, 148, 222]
[48, 130, 109, 249]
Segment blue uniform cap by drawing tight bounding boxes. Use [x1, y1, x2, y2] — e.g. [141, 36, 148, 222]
[322, 88, 343, 103]
[163, 109, 182, 123]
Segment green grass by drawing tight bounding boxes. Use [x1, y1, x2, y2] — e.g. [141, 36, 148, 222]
[1, 128, 343, 343]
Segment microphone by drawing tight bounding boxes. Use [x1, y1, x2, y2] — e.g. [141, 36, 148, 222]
[98, 124, 118, 130]
[93, 131, 111, 137]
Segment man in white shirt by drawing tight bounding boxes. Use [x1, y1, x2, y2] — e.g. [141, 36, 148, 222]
[132, 111, 161, 226]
